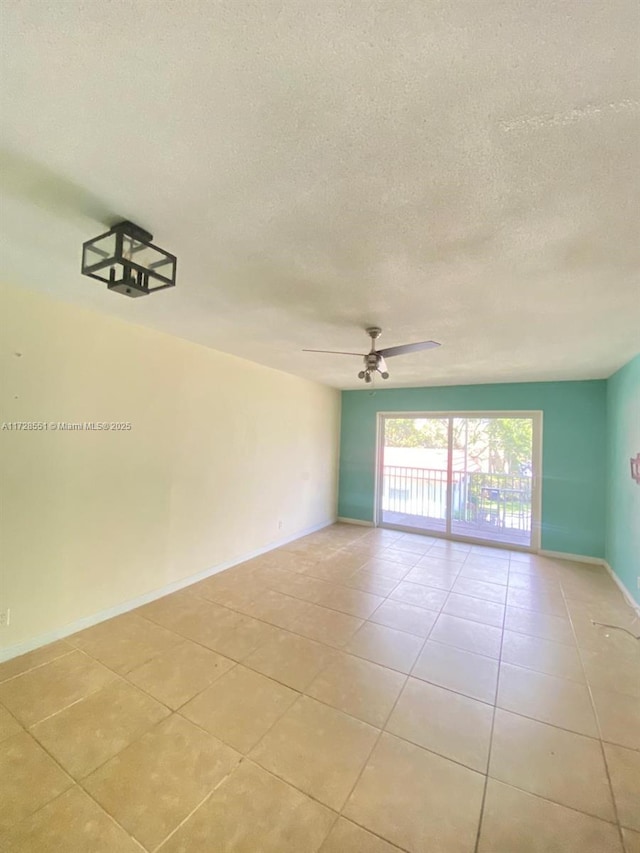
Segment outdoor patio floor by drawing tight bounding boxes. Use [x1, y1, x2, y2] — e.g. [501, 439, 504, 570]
[381, 511, 531, 547]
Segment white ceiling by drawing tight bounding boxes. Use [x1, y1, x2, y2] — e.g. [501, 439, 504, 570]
[1, 0, 638, 389]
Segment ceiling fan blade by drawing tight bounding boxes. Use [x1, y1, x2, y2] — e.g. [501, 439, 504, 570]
[302, 349, 365, 356]
[378, 340, 441, 359]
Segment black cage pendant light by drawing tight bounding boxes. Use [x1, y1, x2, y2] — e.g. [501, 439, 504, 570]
[81, 221, 176, 297]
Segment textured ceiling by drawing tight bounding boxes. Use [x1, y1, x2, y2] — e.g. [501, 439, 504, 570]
[1, 0, 638, 389]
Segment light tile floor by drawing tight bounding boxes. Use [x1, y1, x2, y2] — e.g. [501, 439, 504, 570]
[1, 523, 639, 852]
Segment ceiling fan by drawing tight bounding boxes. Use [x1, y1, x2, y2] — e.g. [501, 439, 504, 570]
[304, 327, 441, 383]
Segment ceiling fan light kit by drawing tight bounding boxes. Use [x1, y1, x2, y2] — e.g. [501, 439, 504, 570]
[81, 220, 177, 297]
[304, 327, 440, 384]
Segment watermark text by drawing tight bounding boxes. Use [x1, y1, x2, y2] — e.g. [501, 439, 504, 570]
[2, 422, 132, 432]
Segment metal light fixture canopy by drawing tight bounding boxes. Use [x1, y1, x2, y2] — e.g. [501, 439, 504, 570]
[358, 327, 390, 383]
[81, 220, 177, 297]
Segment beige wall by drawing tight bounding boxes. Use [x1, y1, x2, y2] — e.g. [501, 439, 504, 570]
[0, 283, 340, 653]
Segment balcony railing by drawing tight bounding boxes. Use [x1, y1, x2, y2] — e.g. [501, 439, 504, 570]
[382, 465, 532, 537]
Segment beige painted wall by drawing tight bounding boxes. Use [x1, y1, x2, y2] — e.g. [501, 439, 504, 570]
[0, 283, 340, 652]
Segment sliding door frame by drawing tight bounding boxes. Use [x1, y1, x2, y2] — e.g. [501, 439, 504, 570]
[374, 410, 543, 553]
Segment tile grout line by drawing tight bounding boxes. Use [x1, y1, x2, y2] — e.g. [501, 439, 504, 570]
[335, 814, 413, 853]
[171, 648, 628, 764]
[1, 650, 187, 805]
[457, 700, 619, 743]
[148, 759, 245, 853]
[476, 775, 626, 826]
[243, 677, 382, 792]
[5, 648, 123, 730]
[0, 531, 446, 848]
[146, 573, 441, 653]
[472, 553, 510, 853]
[194, 537, 470, 612]
[232, 588, 583, 778]
[0, 700, 23, 733]
[0, 735, 75, 827]
[74, 783, 149, 852]
[5, 529, 634, 851]
[227, 554, 553, 726]
[230, 755, 344, 816]
[481, 556, 634, 838]
[9, 548, 613, 739]
[330, 594, 442, 841]
[0, 648, 76, 686]
[74, 713, 175, 786]
[135, 570, 442, 694]
[25, 656, 172, 729]
[563, 578, 628, 850]
[0, 531, 511, 673]
[8, 727, 148, 852]
[332, 677, 406, 830]
[18, 654, 201, 817]
[489, 557, 629, 826]
[29, 703, 623, 853]
[325, 539, 506, 848]
[170, 591, 461, 812]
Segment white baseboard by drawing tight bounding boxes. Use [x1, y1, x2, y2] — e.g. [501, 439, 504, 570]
[337, 517, 374, 527]
[0, 517, 335, 664]
[538, 550, 605, 566]
[603, 561, 640, 617]
[539, 550, 639, 617]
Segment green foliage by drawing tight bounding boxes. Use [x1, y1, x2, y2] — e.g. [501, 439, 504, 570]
[385, 417, 532, 475]
[384, 418, 448, 448]
[488, 418, 532, 475]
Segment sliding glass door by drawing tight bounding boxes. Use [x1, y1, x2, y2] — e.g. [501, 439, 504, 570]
[379, 417, 450, 534]
[378, 412, 540, 549]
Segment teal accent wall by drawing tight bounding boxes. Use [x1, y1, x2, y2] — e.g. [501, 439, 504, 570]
[338, 380, 607, 558]
[606, 355, 640, 604]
